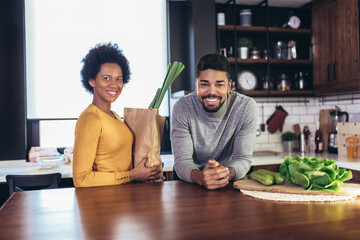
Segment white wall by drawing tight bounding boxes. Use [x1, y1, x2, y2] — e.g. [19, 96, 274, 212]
[254, 92, 360, 152]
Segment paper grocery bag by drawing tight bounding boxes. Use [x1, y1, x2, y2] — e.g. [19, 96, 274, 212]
[123, 108, 165, 181]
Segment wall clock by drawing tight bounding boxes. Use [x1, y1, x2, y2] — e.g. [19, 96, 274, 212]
[237, 71, 257, 91]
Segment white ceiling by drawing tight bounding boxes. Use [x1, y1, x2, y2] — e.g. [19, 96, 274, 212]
[215, 0, 313, 8]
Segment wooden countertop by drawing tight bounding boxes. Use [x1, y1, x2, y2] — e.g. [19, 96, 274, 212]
[0, 181, 359, 239]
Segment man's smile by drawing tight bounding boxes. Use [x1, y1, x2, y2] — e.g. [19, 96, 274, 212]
[203, 96, 221, 105]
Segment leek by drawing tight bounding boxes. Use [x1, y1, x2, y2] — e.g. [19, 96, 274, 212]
[148, 61, 185, 109]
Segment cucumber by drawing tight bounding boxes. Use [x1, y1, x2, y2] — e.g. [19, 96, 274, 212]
[255, 169, 284, 185]
[248, 171, 274, 186]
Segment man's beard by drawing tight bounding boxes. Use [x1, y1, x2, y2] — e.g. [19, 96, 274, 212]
[201, 95, 224, 112]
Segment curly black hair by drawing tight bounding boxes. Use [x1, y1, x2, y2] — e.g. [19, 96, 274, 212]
[196, 53, 230, 80]
[80, 42, 131, 94]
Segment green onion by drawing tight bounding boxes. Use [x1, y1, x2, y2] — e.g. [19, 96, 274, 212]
[148, 61, 185, 109]
[148, 88, 162, 109]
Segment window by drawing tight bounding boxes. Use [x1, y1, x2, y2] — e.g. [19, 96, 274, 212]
[25, 0, 168, 147]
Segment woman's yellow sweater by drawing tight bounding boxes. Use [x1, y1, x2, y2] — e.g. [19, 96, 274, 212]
[73, 104, 133, 187]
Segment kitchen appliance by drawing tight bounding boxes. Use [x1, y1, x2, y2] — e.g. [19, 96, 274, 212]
[328, 110, 349, 153]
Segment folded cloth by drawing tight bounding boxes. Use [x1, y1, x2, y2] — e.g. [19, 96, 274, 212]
[28, 147, 60, 162]
[267, 105, 288, 133]
[64, 147, 73, 164]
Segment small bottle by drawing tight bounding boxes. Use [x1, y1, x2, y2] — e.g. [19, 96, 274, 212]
[315, 121, 323, 153]
[303, 125, 311, 153]
[298, 71, 305, 90]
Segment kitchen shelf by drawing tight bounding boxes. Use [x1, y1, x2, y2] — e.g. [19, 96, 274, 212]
[242, 90, 314, 97]
[228, 58, 312, 65]
[216, 0, 313, 97]
[218, 25, 312, 34]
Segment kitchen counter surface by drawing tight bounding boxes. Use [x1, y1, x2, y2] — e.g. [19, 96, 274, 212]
[1, 181, 360, 239]
[0, 152, 359, 183]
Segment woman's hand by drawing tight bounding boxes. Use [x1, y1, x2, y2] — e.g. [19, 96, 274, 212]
[129, 157, 162, 182]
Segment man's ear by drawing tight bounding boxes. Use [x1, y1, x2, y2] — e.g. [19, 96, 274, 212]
[89, 79, 95, 88]
[228, 79, 232, 92]
[195, 78, 198, 92]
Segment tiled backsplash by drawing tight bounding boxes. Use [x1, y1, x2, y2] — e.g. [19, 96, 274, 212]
[253, 93, 360, 153]
[170, 92, 360, 153]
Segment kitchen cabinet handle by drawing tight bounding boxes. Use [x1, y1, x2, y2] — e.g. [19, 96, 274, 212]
[327, 64, 331, 82]
[333, 62, 337, 81]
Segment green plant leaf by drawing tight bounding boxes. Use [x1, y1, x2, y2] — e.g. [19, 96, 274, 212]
[320, 167, 337, 181]
[311, 173, 333, 186]
[304, 170, 326, 181]
[149, 61, 185, 109]
[148, 88, 162, 109]
[338, 170, 352, 182]
[294, 172, 310, 189]
[280, 156, 352, 192]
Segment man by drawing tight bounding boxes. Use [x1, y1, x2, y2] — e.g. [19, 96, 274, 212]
[171, 53, 258, 190]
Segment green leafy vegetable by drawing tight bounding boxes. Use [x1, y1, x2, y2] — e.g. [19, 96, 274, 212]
[148, 61, 185, 109]
[279, 155, 353, 192]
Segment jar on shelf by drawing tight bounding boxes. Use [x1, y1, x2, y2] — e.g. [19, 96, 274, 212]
[217, 13, 225, 25]
[250, 48, 260, 59]
[261, 76, 273, 90]
[239, 9, 252, 26]
[274, 41, 283, 59]
[277, 74, 291, 91]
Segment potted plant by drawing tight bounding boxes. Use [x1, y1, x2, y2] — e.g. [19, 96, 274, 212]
[238, 37, 252, 59]
[281, 131, 297, 153]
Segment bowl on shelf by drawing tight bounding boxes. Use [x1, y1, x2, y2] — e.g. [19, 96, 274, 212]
[36, 155, 65, 169]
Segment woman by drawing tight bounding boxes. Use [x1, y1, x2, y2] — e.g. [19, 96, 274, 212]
[73, 43, 161, 187]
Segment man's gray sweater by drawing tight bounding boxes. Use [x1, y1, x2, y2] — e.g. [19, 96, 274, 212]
[171, 91, 258, 183]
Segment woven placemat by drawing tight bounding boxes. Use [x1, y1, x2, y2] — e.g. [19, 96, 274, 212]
[240, 189, 356, 202]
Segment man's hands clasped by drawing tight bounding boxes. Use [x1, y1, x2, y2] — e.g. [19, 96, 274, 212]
[191, 159, 235, 190]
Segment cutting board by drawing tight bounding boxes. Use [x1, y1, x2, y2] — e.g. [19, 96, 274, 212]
[233, 179, 360, 197]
